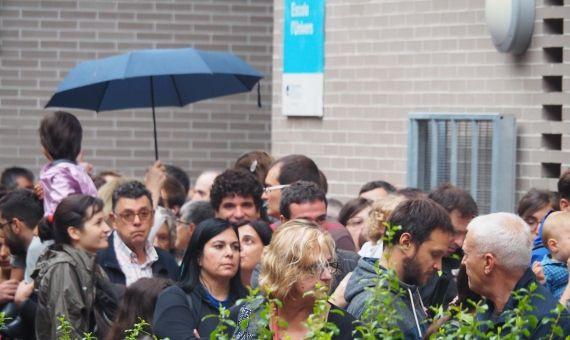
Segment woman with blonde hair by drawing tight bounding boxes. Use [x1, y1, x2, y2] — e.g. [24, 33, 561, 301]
[232, 219, 355, 339]
[358, 194, 406, 258]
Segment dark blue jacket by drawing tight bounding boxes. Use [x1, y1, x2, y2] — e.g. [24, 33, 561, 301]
[96, 232, 179, 285]
[477, 268, 570, 339]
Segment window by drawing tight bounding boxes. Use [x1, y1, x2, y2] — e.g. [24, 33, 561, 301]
[407, 113, 516, 214]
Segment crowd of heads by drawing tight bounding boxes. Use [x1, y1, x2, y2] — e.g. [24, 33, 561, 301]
[0, 110, 569, 338]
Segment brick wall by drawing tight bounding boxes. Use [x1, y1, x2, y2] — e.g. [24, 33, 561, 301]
[0, 0, 273, 182]
[272, 0, 568, 206]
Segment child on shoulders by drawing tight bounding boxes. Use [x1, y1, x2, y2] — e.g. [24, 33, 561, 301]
[39, 111, 97, 216]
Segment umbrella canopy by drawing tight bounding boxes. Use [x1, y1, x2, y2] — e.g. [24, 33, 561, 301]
[45, 47, 263, 159]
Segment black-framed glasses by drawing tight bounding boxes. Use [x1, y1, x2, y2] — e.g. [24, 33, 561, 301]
[176, 218, 190, 227]
[304, 260, 339, 276]
[115, 209, 154, 223]
[0, 220, 12, 229]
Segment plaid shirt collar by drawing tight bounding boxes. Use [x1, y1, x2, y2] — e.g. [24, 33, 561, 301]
[113, 231, 158, 269]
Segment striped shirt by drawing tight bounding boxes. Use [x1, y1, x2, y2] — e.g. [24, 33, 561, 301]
[113, 231, 158, 286]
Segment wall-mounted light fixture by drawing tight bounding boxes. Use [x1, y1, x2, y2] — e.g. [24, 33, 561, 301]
[485, 0, 535, 54]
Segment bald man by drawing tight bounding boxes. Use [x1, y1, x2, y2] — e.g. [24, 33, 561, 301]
[189, 171, 219, 201]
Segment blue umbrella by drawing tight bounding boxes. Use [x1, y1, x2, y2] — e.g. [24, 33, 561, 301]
[45, 47, 263, 160]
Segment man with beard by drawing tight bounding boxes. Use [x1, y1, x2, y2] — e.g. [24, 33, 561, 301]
[0, 189, 44, 338]
[210, 169, 263, 224]
[345, 199, 454, 339]
[0, 189, 44, 291]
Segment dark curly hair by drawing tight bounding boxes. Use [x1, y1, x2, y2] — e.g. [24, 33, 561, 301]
[210, 169, 263, 213]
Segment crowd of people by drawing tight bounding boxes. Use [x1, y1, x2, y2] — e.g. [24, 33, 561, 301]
[0, 110, 569, 339]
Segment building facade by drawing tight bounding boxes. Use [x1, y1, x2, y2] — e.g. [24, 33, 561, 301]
[271, 0, 568, 207]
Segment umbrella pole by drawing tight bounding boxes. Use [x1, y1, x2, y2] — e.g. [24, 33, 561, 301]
[151, 77, 158, 161]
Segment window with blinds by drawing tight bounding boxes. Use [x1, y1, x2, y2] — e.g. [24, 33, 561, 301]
[407, 113, 516, 214]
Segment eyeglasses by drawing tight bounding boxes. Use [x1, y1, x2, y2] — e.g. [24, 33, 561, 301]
[263, 184, 291, 194]
[0, 220, 12, 229]
[304, 260, 339, 276]
[115, 209, 154, 223]
[176, 219, 190, 227]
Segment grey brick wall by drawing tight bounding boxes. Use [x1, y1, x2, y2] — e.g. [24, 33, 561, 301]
[0, 0, 273, 182]
[272, 0, 569, 206]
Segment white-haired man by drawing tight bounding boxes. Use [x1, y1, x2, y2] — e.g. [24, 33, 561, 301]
[462, 213, 570, 337]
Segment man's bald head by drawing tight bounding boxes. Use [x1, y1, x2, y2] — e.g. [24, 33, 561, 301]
[190, 171, 219, 201]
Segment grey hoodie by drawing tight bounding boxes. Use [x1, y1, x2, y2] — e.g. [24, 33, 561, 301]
[345, 258, 427, 339]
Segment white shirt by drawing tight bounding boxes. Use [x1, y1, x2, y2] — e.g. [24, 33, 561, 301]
[358, 241, 383, 259]
[113, 231, 158, 286]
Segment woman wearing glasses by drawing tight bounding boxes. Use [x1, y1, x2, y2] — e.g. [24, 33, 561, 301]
[231, 219, 355, 339]
[153, 218, 247, 339]
[34, 194, 114, 339]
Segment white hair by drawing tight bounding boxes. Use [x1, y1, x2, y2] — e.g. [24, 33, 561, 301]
[467, 212, 531, 272]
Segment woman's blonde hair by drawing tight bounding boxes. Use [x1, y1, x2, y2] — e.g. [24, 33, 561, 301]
[366, 194, 407, 242]
[259, 219, 335, 301]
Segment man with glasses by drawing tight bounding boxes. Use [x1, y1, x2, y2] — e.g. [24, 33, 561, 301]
[262, 154, 322, 219]
[174, 200, 214, 264]
[97, 180, 178, 286]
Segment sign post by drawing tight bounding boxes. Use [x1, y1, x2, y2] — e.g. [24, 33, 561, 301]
[282, 0, 325, 117]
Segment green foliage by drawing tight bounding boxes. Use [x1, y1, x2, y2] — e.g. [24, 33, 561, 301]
[305, 283, 341, 340]
[203, 276, 342, 339]
[430, 299, 492, 339]
[349, 222, 570, 339]
[203, 305, 236, 340]
[57, 314, 74, 340]
[123, 317, 163, 340]
[427, 275, 570, 340]
[57, 314, 167, 340]
[0, 312, 8, 330]
[353, 222, 404, 340]
[239, 286, 281, 340]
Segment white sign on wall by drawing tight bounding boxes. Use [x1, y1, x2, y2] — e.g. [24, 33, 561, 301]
[282, 0, 325, 117]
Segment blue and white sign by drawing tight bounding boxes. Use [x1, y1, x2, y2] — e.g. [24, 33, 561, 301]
[282, 0, 325, 117]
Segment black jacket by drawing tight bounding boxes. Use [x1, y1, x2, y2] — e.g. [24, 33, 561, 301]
[420, 249, 462, 315]
[477, 268, 570, 338]
[153, 284, 240, 340]
[96, 232, 179, 285]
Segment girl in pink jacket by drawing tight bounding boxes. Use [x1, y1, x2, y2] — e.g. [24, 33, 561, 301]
[39, 111, 97, 216]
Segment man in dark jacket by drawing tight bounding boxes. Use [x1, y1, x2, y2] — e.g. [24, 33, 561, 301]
[97, 181, 178, 286]
[420, 183, 478, 314]
[345, 199, 454, 339]
[463, 212, 570, 337]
